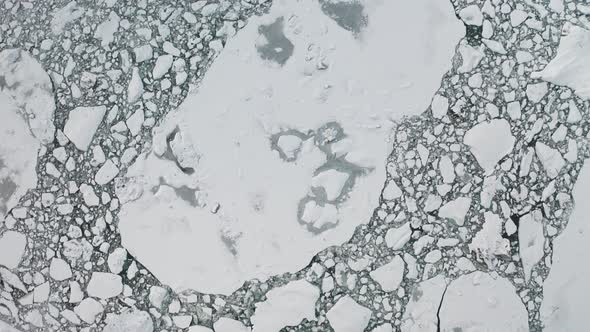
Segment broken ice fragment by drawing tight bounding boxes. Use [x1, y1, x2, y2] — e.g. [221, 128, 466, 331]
[301, 200, 338, 229]
[535, 142, 565, 179]
[63, 106, 107, 151]
[464, 119, 515, 174]
[382, 180, 402, 200]
[153, 55, 174, 79]
[526, 82, 548, 103]
[438, 196, 471, 226]
[74, 298, 104, 324]
[49, 258, 72, 281]
[369, 255, 405, 291]
[251, 280, 319, 332]
[86, 272, 123, 299]
[430, 94, 449, 119]
[327, 295, 372, 332]
[385, 223, 412, 250]
[128, 67, 144, 103]
[95, 159, 119, 185]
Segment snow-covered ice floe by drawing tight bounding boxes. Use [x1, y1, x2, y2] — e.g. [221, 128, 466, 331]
[118, 0, 464, 293]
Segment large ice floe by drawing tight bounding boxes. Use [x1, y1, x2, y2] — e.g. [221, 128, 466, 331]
[0, 49, 55, 218]
[541, 162, 590, 331]
[117, 0, 464, 293]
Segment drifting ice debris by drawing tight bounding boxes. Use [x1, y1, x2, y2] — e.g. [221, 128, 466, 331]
[251, 280, 319, 332]
[153, 55, 174, 79]
[430, 94, 449, 119]
[532, 24, 590, 99]
[327, 295, 372, 332]
[63, 106, 107, 151]
[311, 169, 350, 201]
[74, 298, 104, 324]
[458, 5, 483, 26]
[463, 119, 515, 174]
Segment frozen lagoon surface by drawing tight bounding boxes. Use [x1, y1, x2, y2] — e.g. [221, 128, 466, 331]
[118, 0, 464, 294]
[3, 0, 590, 331]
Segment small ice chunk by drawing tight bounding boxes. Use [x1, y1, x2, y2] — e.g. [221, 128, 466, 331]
[510, 10, 528, 26]
[535, 142, 565, 179]
[464, 119, 515, 174]
[134, 45, 153, 63]
[251, 280, 319, 332]
[439, 155, 455, 183]
[126, 108, 145, 136]
[128, 67, 144, 103]
[526, 82, 548, 103]
[214, 318, 251, 332]
[63, 106, 107, 151]
[108, 248, 127, 274]
[372, 324, 393, 332]
[49, 258, 72, 281]
[80, 184, 100, 206]
[311, 169, 349, 201]
[87, 272, 123, 299]
[74, 298, 104, 324]
[370, 255, 405, 291]
[94, 11, 120, 46]
[519, 212, 545, 281]
[430, 94, 449, 119]
[458, 42, 484, 73]
[459, 5, 483, 26]
[0, 231, 27, 269]
[382, 180, 402, 200]
[438, 197, 471, 226]
[532, 24, 590, 99]
[153, 55, 174, 79]
[423, 194, 442, 212]
[95, 159, 119, 185]
[188, 326, 213, 332]
[385, 223, 412, 250]
[327, 295, 372, 332]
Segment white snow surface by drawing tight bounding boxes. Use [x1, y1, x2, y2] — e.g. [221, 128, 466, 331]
[250, 279, 319, 332]
[533, 23, 590, 99]
[440, 271, 529, 332]
[118, 0, 464, 294]
[541, 162, 590, 331]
